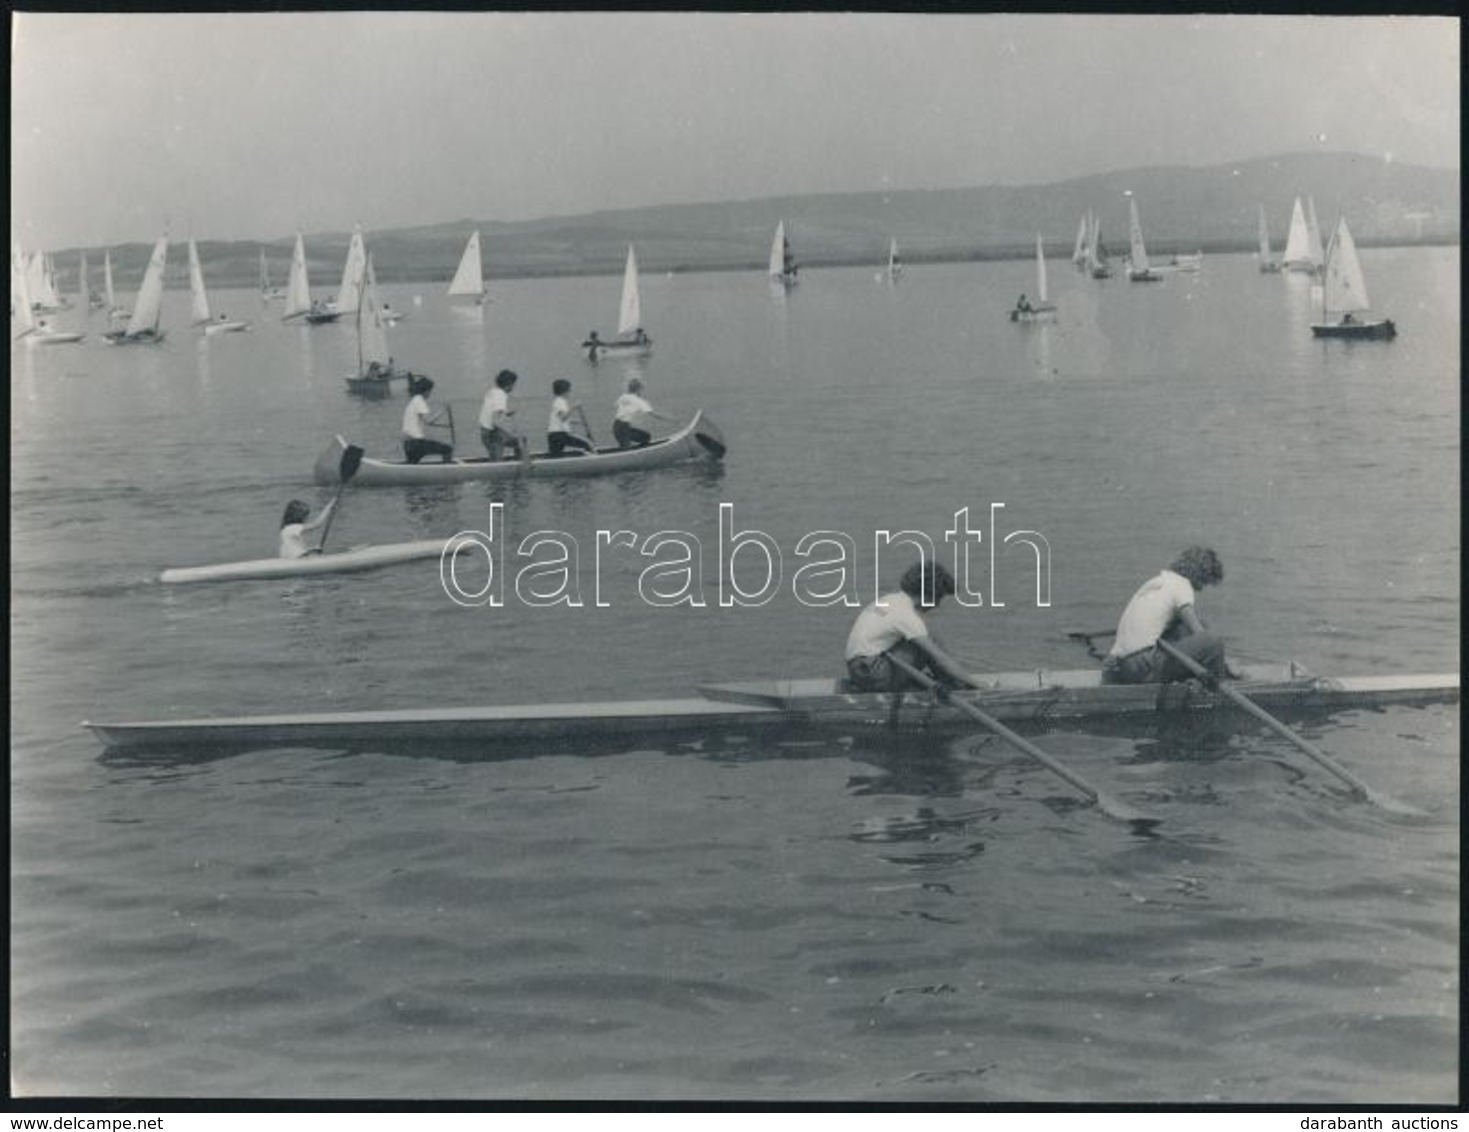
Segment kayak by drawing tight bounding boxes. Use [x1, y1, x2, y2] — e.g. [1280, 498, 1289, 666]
[159, 538, 452, 584]
[313, 411, 726, 487]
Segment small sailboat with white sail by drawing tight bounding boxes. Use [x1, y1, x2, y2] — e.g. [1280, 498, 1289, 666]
[1125, 198, 1163, 282]
[79, 252, 102, 309]
[12, 246, 85, 344]
[328, 225, 368, 321]
[282, 233, 327, 323]
[1281, 196, 1323, 275]
[188, 239, 250, 334]
[102, 233, 168, 345]
[26, 253, 64, 313]
[1309, 217, 1395, 340]
[769, 221, 798, 288]
[1086, 211, 1112, 279]
[103, 250, 128, 323]
[583, 245, 652, 361]
[367, 256, 405, 324]
[1257, 203, 1281, 273]
[1011, 233, 1057, 322]
[447, 229, 488, 305]
[260, 249, 286, 302]
[345, 253, 414, 396]
[1071, 214, 1089, 271]
[886, 238, 904, 284]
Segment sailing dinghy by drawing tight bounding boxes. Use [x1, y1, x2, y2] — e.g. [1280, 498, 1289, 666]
[1125, 198, 1163, 282]
[447, 229, 488, 305]
[188, 240, 250, 334]
[1257, 203, 1281, 273]
[1310, 217, 1395, 340]
[345, 253, 414, 395]
[769, 221, 798, 288]
[1010, 233, 1057, 322]
[12, 246, 85, 343]
[886, 238, 904, 284]
[583, 245, 652, 360]
[260, 249, 286, 302]
[103, 234, 168, 344]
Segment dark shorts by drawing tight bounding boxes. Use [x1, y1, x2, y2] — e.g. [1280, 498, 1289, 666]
[844, 644, 941, 693]
[481, 426, 521, 461]
[548, 432, 594, 457]
[403, 437, 454, 464]
[613, 420, 652, 449]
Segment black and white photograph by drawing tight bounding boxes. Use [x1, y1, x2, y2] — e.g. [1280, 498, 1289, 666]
[10, 11, 1459, 1107]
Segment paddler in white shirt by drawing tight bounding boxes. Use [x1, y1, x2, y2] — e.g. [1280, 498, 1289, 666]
[278, 498, 337, 559]
[611, 377, 677, 449]
[844, 561, 978, 692]
[1102, 546, 1230, 684]
[479, 368, 527, 461]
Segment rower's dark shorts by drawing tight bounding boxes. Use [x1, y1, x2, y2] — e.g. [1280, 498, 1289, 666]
[403, 437, 453, 464]
[614, 420, 652, 449]
[547, 432, 594, 457]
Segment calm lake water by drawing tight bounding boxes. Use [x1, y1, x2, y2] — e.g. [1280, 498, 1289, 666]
[10, 247, 1459, 1102]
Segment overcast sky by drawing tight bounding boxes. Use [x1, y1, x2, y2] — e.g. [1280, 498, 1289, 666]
[11, 12, 1459, 250]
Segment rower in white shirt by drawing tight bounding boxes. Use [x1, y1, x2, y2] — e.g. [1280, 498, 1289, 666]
[612, 377, 677, 449]
[1103, 546, 1231, 684]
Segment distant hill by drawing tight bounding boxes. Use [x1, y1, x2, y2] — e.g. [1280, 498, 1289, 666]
[58, 152, 1459, 290]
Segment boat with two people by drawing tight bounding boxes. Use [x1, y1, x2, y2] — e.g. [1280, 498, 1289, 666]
[344, 253, 416, 396]
[282, 232, 340, 325]
[188, 239, 251, 334]
[1010, 233, 1058, 322]
[583, 245, 652, 360]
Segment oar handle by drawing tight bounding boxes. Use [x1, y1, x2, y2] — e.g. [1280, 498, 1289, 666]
[1152, 638, 1418, 814]
[885, 654, 1157, 828]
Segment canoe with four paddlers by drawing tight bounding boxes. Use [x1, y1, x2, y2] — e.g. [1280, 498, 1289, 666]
[312, 411, 726, 486]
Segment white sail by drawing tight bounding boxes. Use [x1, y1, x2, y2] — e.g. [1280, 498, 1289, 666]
[43, 255, 63, 308]
[1084, 211, 1101, 274]
[1305, 196, 1325, 272]
[1322, 217, 1371, 316]
[104, 250, 117, 310]
[768, 221, 786, 277]
[334, 226, 368, 315]
[26, 253, 61, 310]
[616, 245, 642, 337]
[77, 252, 90, 306]
[124, 235, 168, 337]
[1257, 203, 1273, 261]
[447, 230, 485, 299]
[1072, 215, 1088, 266]
[1282, 197, 1311, 268]
[1127, 198, 1149, 272]
[13, 246, 35, 335]
[188, 239, 212, 325]
[284, 233, 312, 320]
[1035, 233, 1050, 303]
[887, 238, 903, 282]
[357, 254, 392, 373]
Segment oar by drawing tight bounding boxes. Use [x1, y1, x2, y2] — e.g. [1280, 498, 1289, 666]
[885, 654, 1159, 829]
[1153, 638, 1421, 815]
[316, 443, 365, 550]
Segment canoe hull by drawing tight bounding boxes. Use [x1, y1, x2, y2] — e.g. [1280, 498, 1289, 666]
[1310, 319, 1396, 340]
[85, 666, 1458, 751]
[159, 539, 451, 584]
[585, 338, 653, 361]
[313, 412, 725, 487]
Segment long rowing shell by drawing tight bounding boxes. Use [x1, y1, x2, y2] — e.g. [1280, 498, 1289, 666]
[159, 538, 452, 584]
[313, 411, 726, 487]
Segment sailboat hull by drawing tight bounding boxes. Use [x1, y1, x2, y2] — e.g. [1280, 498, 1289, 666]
[102, 329, 167, 346]
[585, 338, 653, 361]
[1310, 319, 1396, 340]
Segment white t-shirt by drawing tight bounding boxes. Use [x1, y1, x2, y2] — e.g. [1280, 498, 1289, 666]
[614, 392, 652, 423]
[279, 524, 310, 559]
[548, 395, 574, 434]
[845, 591, 930, 661]
[1109, 569, 1196, 657]
[479, 386, 509, 430]
[402, 394, 430, 440]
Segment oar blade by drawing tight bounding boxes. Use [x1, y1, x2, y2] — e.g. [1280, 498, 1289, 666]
[339, 444, 366, 484]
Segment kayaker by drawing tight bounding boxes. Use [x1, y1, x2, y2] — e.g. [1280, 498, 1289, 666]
[1102, 546, 1231, 685]
[278, 498, 336, 559]
[612, 377, 676, 449]
[479, 368, 527, 461]
[547, 378, 595, 457]
[402, 376, 454, 464]
[844, 561, 977, 692]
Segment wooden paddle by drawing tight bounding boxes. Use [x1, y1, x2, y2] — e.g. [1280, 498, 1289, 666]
[1153, 638, 1422, 816]
[885, 654, 1159, 829]
[316, 443, 365, 551]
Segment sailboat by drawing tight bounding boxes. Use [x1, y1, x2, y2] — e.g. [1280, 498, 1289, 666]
[79, 252, 101, 309]
[1011, 233, 1058, 322]
[26, 253, 64, 312]
[330, 225, 368, 319]
[1071, 214, 1089, 270]
[103, 233, 168, 344]
[188, 239, 250, 334]
[1282, 196, 1321, 275]
[886, 238, 904, 284]
[368, 256, 405, 324]
[447, 229, 488, 305]
[1304, 196, 1326, 275]
[1086, 211, 1112, 279]
[282, 233, 324, 323]
[345, 253, 413, 395]
[1310, 217, 1395, 340]
[260, 249, 286, 302]
[768, 221, 798, 288]
[1257, 203, 1281, 273]
[1125, 198, 1163, 282]
[583, 245, 652, 360]
[12, 246, 85, 344]
[103, 250, 127, 322]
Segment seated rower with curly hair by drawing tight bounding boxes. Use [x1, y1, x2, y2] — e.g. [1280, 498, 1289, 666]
[1102, 546, 1230, 685]
[843, 560, 978, 693]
